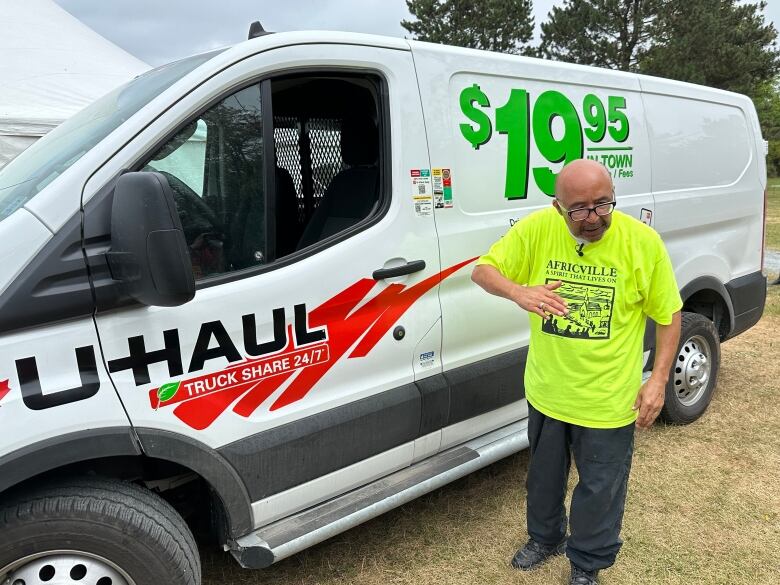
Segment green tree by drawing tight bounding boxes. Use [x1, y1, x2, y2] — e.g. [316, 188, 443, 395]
[754, 78, 780, 176]
[401, 0, 535, 55]
[641, 0, 779, 95]
[768, 141, 780, 178]
[539, 0, 659, 71]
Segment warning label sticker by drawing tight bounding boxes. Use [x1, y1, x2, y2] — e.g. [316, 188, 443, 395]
[432, 168, 453, 209]
[419, 350, 435, 369]
[411, 168, 433, 216]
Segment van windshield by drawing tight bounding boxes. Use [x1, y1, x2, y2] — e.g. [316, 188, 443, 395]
[0, 49, 226, 222]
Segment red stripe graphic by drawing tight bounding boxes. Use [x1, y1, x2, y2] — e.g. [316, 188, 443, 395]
[271, 257, 477, 410]
[0, 379, 9, 404]
[170, 326, 301, 430]
[162, 258, 477, 430]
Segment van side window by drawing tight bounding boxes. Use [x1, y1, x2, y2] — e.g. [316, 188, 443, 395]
[143, 73, 383, 281]
[271, 75, 383, 258]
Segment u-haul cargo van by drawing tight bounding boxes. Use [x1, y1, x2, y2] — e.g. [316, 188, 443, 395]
[0, 31, 767, 585]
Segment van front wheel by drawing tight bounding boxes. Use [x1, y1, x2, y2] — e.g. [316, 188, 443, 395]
[659, 312, 720, 425]
[0, 477, 200, 585]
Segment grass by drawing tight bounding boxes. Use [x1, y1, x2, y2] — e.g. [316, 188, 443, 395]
[767, 178, 780, 251]
[766, 282, 780, 317]
[201, 309, 780, 585]
[765, 178, 779, 299]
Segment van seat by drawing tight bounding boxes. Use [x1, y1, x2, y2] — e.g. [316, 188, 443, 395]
[296, 117, 379, 250]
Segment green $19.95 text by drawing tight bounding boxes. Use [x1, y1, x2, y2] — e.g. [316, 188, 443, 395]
[459, 84, 630, 199]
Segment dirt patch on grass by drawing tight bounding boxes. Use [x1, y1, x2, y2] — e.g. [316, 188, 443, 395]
[202, 314, 780, 585]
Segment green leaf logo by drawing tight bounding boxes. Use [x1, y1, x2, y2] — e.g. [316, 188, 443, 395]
[157, 382, 181, 404]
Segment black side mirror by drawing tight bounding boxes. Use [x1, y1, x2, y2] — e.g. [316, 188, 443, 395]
[107, 172, 195, 306]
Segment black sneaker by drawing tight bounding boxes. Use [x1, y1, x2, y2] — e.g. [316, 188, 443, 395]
[570, 562, 599, 584]
[510, 538, 566, 570]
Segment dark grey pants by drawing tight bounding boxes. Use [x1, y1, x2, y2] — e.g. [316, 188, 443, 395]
[526, 403, 635, 572]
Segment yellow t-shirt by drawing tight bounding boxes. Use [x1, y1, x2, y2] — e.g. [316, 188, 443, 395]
[477, 208, 682, 428]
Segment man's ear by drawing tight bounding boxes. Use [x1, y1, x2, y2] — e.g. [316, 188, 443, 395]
[552, 199, 563, 215]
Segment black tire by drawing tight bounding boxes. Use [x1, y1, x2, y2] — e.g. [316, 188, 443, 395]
[0, 477, 201, 585]
[659, 312, 720, 425]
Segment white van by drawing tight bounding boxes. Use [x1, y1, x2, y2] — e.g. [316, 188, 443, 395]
[0, 31, 767, 585]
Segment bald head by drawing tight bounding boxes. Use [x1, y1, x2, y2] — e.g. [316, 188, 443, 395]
[555, 159, 613, 207]
[553, 159, 616, 243]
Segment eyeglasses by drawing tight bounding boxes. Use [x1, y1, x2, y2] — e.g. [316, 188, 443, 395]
[555, 199, 617, 222]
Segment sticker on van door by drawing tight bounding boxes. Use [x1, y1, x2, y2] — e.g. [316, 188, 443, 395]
[411, 168, 433, 216]
[432, 168, 454, 209]
[419, 351, 436, 368]
[141, 258, 476, 430]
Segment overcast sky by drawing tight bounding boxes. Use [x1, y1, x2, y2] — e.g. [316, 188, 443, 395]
[55, 0, 780, 67]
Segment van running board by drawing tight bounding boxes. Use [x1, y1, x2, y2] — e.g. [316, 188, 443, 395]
[229, 419, 529, 568]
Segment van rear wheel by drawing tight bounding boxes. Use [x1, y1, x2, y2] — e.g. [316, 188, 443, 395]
[659, 312, 720, 425]
[0, 478, 200, 585]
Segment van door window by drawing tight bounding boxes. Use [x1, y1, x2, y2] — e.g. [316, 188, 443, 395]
[144, 84, 265, 280]
[148, 119, 207, 197]
[272, 75, 382, 257]
[143, 73, 384, 281]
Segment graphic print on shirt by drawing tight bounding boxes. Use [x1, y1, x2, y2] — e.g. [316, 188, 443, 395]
[542, 279, 615, 339]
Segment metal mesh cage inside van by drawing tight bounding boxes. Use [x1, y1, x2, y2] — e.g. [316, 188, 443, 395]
[273, 116, 343, 226]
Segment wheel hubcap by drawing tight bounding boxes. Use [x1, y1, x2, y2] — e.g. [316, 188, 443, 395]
[673, 334, 712, 406]
[1, 551, 134, 585]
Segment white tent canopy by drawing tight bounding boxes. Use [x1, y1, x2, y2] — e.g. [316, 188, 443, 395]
[0, 0, 149, 168]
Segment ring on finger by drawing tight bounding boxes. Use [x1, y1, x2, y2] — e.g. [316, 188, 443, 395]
[539, 301, 546, 310]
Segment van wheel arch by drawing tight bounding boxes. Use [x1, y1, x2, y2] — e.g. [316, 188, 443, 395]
[0, 428, 253, 539]
[135, 427, 254, 537]
[680, 276, 734, 339]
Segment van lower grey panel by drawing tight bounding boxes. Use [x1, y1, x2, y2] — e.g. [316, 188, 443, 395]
[445, 347, 527, 425]
[726, 270, 766, 338]
[218, 383, 421, 501]
[217, 348, 528, 502]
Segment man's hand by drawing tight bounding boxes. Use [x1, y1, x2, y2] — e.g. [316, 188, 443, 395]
[632, 376, 665, 429]
[471, 265, 569, 320]
[634, 312, 681, 430]
[511, 281, 569, 320]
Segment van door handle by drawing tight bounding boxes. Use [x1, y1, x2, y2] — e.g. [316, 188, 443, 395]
[372, 260, 426, 280]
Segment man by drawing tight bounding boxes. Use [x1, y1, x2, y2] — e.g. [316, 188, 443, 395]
[471, 159, 682, 585]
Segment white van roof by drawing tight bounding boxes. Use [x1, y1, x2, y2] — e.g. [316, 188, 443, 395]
[204, 31, 752, 108]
